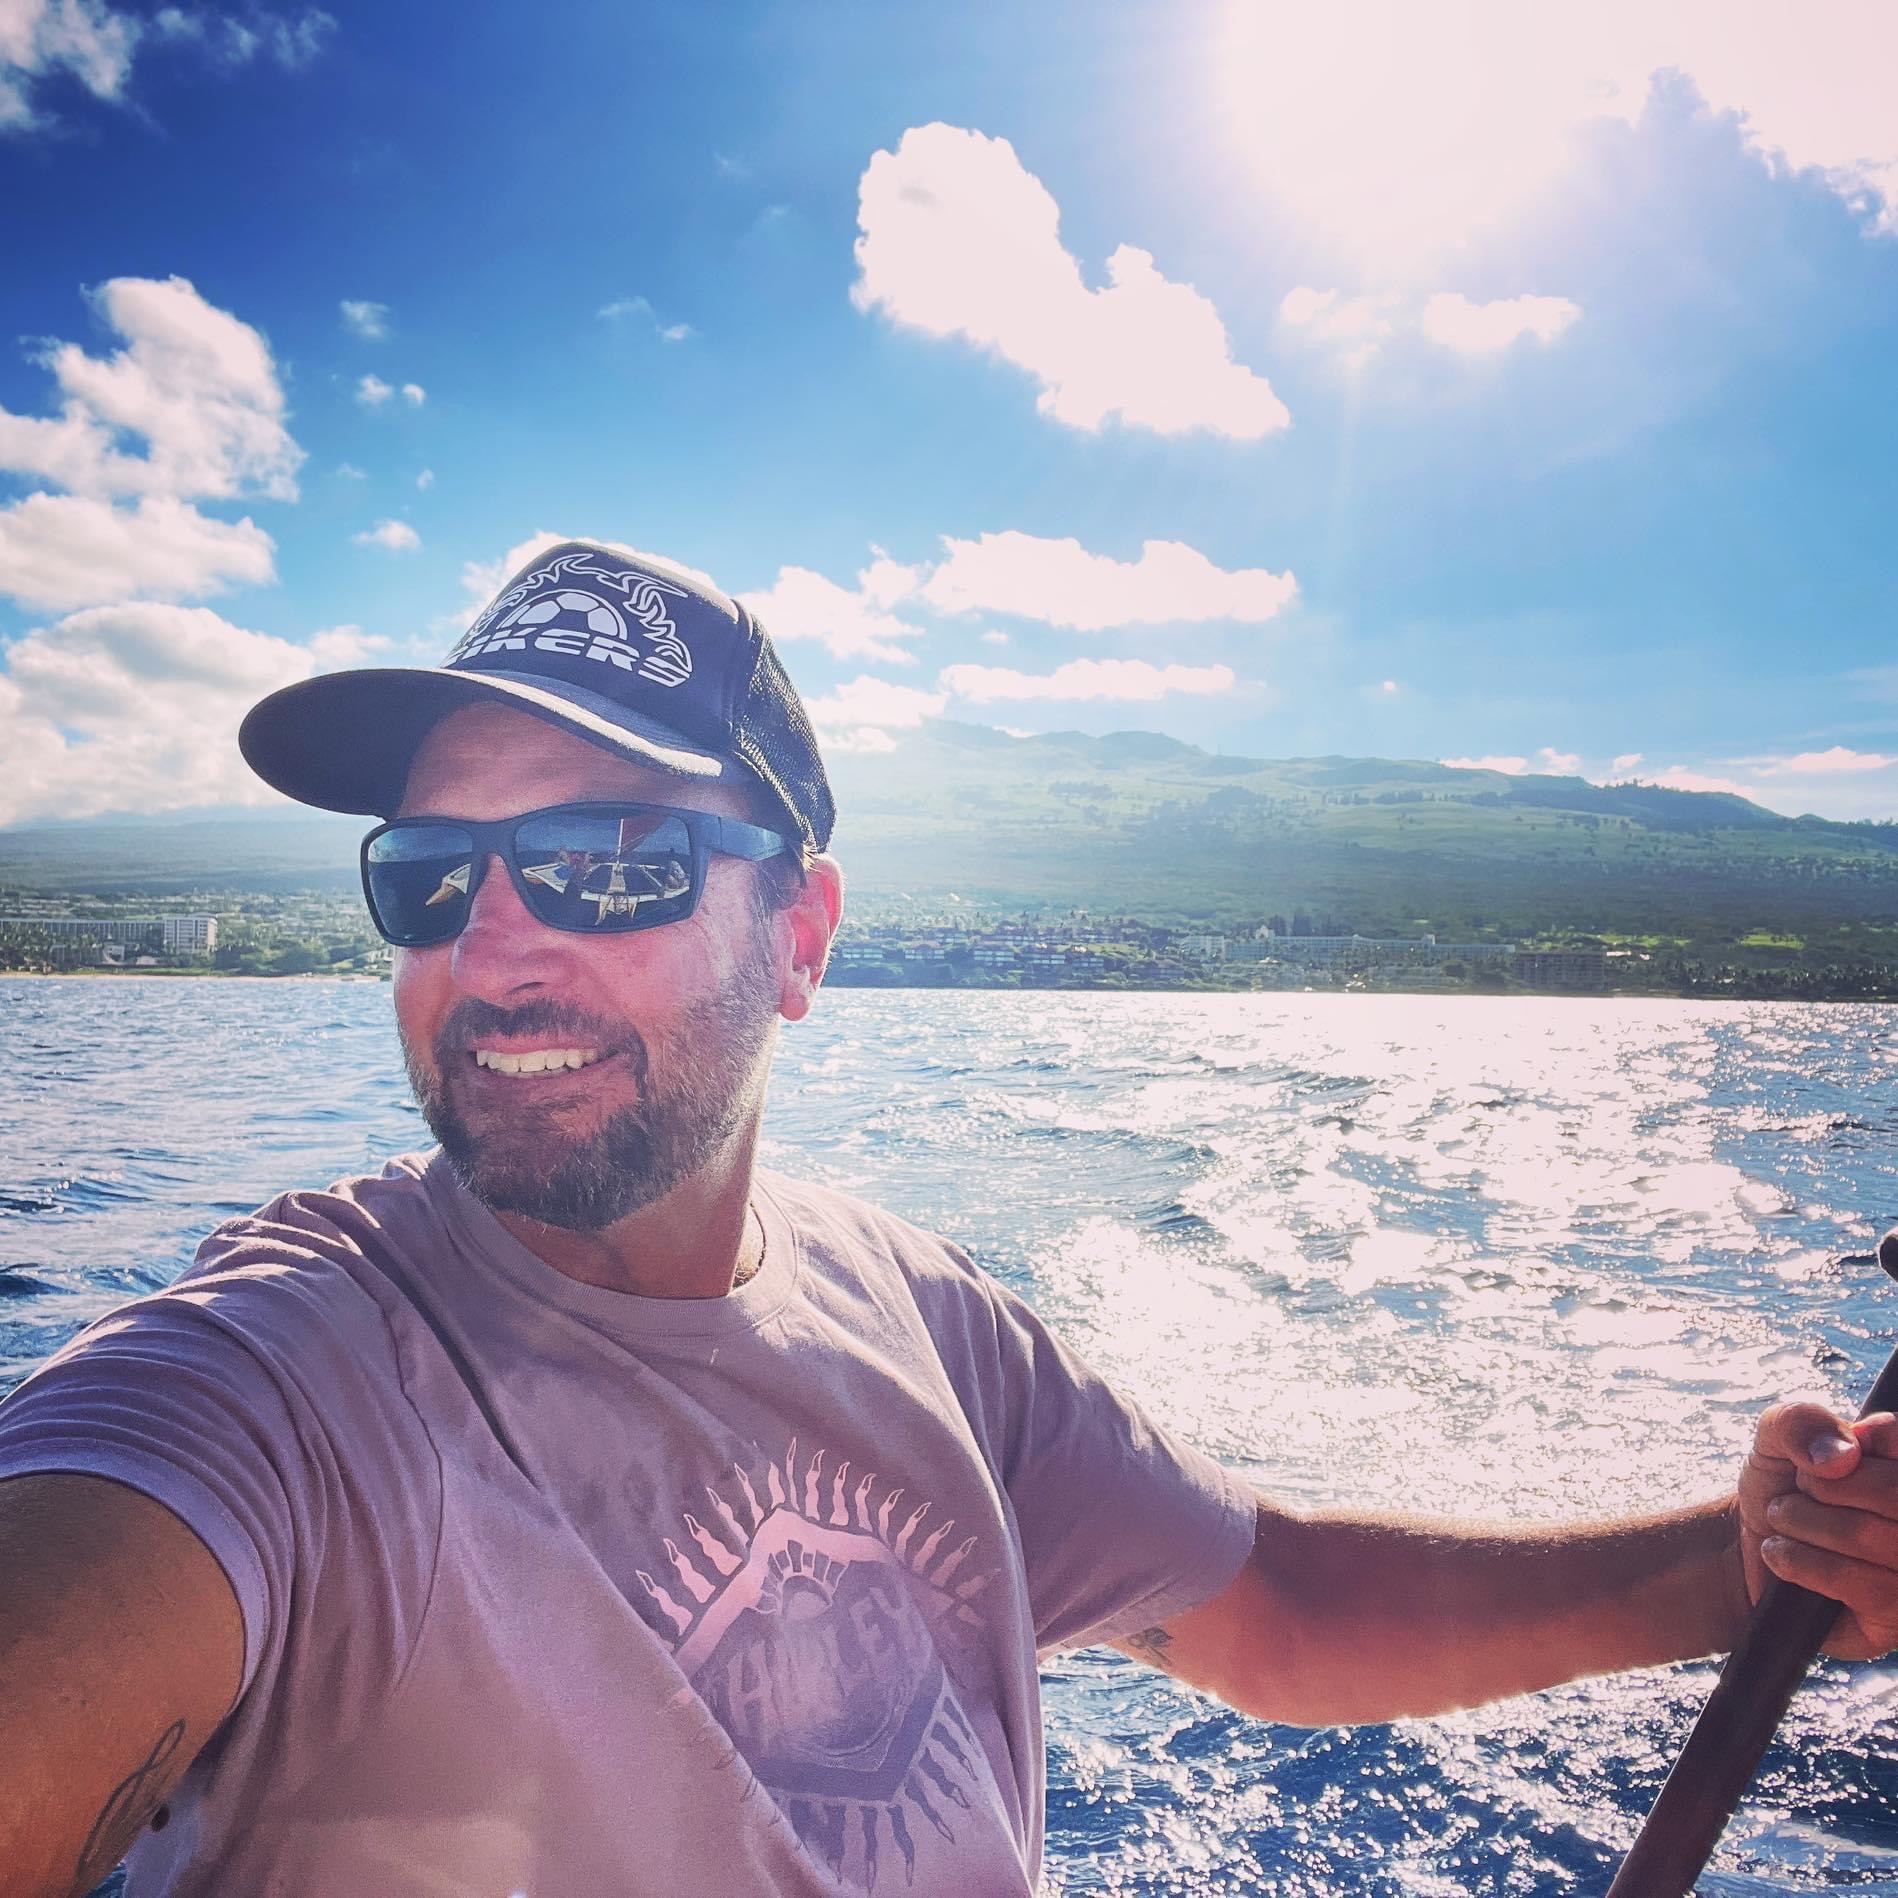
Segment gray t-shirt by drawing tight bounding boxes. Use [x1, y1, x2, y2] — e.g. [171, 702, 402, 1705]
[0, 1153, 1256, 1896]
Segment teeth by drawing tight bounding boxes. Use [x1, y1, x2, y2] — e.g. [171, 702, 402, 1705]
[473, 1047, 601, 1075]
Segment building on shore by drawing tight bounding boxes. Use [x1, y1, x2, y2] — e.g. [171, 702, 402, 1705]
[1178, 934, 1229, 963]
[1512, 949, 1607, 990]
[1256, 932, 1514, 971]
[0, 914, 219, 953]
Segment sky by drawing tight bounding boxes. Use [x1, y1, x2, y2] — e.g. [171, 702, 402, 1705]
[2, 0, 1897, 830]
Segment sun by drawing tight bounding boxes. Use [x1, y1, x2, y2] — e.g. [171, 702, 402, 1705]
[1210, 0, 1652, 277]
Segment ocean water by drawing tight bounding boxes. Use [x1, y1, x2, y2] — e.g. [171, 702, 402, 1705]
[3, 976, 1897, 1894]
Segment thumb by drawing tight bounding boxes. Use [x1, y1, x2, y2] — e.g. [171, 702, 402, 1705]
[1753, 1400, 1861, 1478]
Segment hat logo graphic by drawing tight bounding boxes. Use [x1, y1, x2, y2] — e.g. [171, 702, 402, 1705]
[449, 552, 694, 688]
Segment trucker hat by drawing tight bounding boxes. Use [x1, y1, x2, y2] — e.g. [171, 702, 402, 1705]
[238, 538, 836, 851]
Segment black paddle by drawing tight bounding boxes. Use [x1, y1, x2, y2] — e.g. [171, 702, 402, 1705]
[1605, 1229, 1898, 1897]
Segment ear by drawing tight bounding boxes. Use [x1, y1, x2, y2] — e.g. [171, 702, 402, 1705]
[778, 856, 844, 1022]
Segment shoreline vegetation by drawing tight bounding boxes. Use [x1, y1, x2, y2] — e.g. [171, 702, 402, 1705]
[5, 895, 1898, 1001]
[7, 744, 1898, 1001]
[4, 962, 1896, 1002]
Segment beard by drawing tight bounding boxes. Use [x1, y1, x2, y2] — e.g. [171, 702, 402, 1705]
[403, 937, 781, 1233]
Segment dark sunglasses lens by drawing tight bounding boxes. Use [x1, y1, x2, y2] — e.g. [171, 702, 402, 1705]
[512, 810, 698, 932]
[365, 823, 478, 944]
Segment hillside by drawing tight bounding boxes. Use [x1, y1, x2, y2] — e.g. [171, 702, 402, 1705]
[5, 726, 1898, 960]
[825, 725, 1898, 953]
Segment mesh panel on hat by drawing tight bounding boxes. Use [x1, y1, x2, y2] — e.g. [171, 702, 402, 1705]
[731, 609, 836, 852]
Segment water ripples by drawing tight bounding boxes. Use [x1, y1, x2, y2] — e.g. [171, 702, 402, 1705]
[4, 978, 1898, 1891]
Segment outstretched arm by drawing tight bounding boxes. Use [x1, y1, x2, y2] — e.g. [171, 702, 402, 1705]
[1116, 1405, 1898, 1726]
[0, 1473, 242, 1898]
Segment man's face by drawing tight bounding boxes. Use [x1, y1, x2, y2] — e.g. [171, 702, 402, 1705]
[391, 701, 795, 1231]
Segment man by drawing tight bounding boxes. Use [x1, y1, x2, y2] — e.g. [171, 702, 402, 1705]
[1, 539, 1893, 1898]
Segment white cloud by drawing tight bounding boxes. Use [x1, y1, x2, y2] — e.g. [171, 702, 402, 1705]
[1279, 286, 1399, 365]
[1631, 751, 1898, 819]
[335, 460, 366, 479]
[920, 531, 1297, 631]
[739, 563, 927, 666]
[1752, 745, 1896, 775]
[858, 551, 918, 607]
[807, 675, 948, 730]
[805, 674, 949, 752]
[1380, 679, 1399, 694]
[1611, 751, 1644, 774]
[352, 518, 419, 552]
[0, 274, 299, 501]
[824, 725, 899, 755]
[416, 467, 434, 490]
[1420, 292, 1582, 353]
[340, 297, 388, 339]
[1652, 765, 1759, 799]
[0, 276, 295, 612]
[1216, 3, 1898, 270]
[306, 623, 389, 666]
[448, 532, 725, 634]
[356, 372, 424, 408]
[979, 629, 1009, 646]
[1282, 284, 1581, 364]
[150, 6, 334, 72]
[1537, 746, 1581, 773]
[0, 600, 326, 822]
[0, 491, 274, 610]
[939, 658, 1237, 703]
[600, 295, 694, 342]
[0, 0, 139, 131]
[3, 3, 333, 134]
[852, 123, 1289, 438]
[1442, 754, 1530, 775]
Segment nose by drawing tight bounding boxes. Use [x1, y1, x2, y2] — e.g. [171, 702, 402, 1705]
[448, 851, 570, 1003]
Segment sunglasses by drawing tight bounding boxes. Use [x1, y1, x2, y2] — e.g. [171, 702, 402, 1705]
[361, 800, 791, 947]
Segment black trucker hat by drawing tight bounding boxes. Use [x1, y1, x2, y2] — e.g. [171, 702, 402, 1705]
[239, 538, 835, 851]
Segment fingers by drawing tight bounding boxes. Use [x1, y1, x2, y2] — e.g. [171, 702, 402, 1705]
[1752, 1401, 1862, 1476]
[1765, 1488, 1898, 1568]
[1779, 1410, 1898, 1492]
[1758, 1535, 1898, 1658]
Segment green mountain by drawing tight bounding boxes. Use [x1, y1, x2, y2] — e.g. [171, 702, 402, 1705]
[6, 725, 1898, 958]
[826, 724, 1898, 952]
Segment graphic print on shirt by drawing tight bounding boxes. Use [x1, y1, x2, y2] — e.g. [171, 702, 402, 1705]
[637, 1435, 999, 1891]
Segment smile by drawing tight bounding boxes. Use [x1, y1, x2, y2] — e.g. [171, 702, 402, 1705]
[471, 1047, 604, 1075]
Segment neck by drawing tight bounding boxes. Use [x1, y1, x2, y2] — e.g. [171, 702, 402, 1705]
[492, 1138, 763, 1299]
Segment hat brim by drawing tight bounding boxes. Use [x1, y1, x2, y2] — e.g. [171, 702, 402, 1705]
[239, 665, 731, 817]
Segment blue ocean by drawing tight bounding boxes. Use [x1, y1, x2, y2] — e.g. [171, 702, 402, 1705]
[3, 977, 1896, 1894]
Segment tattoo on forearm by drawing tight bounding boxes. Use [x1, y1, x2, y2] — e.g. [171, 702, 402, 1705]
[73, 1719, 185, 1888]
[1125, 1624, 1178, 1671]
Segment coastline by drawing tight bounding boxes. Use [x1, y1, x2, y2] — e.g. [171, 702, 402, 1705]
[3, 968, 1891, 1001]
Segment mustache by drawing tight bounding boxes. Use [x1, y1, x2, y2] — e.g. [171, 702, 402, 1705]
[433, 997, 645, 1064]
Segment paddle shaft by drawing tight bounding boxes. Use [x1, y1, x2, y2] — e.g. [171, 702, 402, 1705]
[1605, 1338, 1898, 1897]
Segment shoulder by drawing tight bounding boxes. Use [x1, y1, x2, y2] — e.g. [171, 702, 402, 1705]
[114, 1152, 449, 1370]
[189, 1150, 441, 1275]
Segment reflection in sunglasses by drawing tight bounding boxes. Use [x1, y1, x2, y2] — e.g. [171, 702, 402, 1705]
[521, 856, 578, 896]
[522, 852, 692, 925]
[423, 863, 473, 907]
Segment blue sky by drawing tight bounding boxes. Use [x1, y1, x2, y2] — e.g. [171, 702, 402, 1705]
[2, 0, 1896, 829]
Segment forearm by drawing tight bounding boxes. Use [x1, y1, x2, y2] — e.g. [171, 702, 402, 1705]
[1229, 1493, 1751, 1726]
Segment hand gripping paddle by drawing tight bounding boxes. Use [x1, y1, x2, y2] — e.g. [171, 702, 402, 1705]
[1605, 1229, 1898, 1896]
